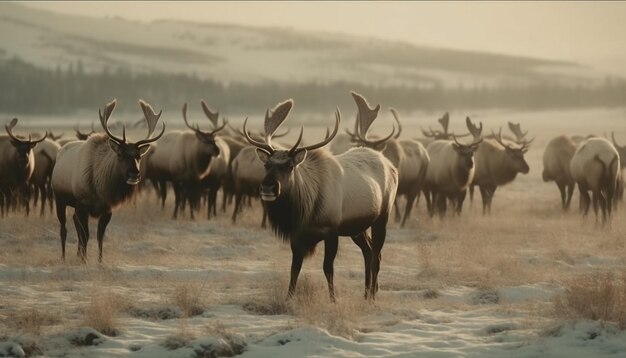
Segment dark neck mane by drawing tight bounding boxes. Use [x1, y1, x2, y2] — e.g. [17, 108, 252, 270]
[264, 150, 329, 241]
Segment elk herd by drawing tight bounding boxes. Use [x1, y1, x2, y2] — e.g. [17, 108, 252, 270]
[0, 93, 622, 300]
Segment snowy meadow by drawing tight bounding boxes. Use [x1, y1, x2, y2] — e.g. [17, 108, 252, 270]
[2, 108, 626, 357]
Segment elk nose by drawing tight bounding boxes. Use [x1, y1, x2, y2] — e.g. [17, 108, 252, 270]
[260, 181, 280, 202]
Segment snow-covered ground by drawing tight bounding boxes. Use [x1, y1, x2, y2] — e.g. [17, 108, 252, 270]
[2, 108, 626, 357]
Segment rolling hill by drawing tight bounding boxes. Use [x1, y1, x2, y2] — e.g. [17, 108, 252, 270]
[0, 3, 608, 89]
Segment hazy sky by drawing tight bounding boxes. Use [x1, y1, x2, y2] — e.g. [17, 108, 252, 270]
[23, 1, 626, 76]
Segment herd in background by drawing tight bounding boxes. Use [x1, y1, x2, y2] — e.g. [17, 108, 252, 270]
[0, 92, 623, 299]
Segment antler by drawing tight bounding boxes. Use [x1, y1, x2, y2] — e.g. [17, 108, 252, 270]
[5, 118, 47, 144]
[264, 99, 293, 141]
[351, 91, 380, 137]
[466, 117, 483, 140]
[493, 127, 533, 153]
[389, 108, 402, 139]
[507, 122, 528, 142]
[612, 132, 621, 148]
[136, 100, 166, 147]
[182, 103, 200, 132]
[438, 112, 450, 135]
[99, 99, 126, 145]
[200, 100, 219, 128]
[243, 117, 274, 154]
[294, 108, 341, 152]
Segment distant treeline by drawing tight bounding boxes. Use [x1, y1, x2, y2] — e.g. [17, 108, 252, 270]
[1, 57, 626, 114]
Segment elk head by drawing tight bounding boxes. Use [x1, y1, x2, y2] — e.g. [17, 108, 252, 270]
[5, 118, 47, 170]
[74, 123, 95, 140]
[347, 91, 395, 151]
[243, 99, 340, 202]
[451, 117, 483, 171]
[611, 132, 626, 168]
[100, 99, 165, 185]
[183, 102, 227, 158]
[493, 128, 532, 174]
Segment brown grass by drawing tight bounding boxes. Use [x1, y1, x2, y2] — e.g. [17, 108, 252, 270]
[5, 308, 61, 336]
[169, 283, 207, 318]
[554, 271, 626, 328]
[82, 290, 125, 336]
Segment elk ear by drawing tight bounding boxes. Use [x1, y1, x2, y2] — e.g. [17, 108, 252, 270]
[451, 143, 461, 152]
[293, 149, 307, 166]
[109, 139, 123, 155]
[256, 148, 271, 163]
[139, 145, 152, 157]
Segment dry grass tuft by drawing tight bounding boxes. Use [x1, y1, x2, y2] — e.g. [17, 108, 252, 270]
[169, 283, 207, 318]
[554, 271, 626, 328]
[6, 308, 61, 336]
[82, 290, 125, 336]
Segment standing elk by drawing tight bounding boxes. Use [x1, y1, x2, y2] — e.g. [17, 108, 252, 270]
[569, 137, 620, 225]
[51, 99, 164, 262]
[471, 128, 532, 214]
[146, 102, 225, 219]
[31, 136, 61, 216]
[542, 135, 578, 210]
[424, 117, 482, 218]
[0, 118, 46, 217]
[610, 132, 626, 206]
[244, 99, 398, 300]
[230, 145, 269, 227]
[197, 101, 231, 219]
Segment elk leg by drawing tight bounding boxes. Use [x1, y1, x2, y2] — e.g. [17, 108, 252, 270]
[423, 189, 433, 217]
[455, 190, 467, 215]
[436, 192, 447, 219]
[287, 247, 305, 299]
[579, 184, 591, 217]
[172, 182, 182, 219]
[261, 205, 267, 229]
[232, 192, 243, 223]
[323, 234, 339, 302]
[370, 214, 389, 300]
[469, 185, 475, 204]
[33, 185, 39, 208]
[401, 190, 418, 228]
[40, 185, 47, 217]
[97, 212, 112, 263]
[74, 209, 90, 262]
[208, 187, 218, 219]
[479, 186, 489, 215]
[557, 181, 567, 210]
[159, 180, 167, 209]
[592, 191, 600, 223]
[56, 200, 67, 261]
[393, 198, 402, 223]
[487, 186, 497, 214]
[351, 232, 372, 299]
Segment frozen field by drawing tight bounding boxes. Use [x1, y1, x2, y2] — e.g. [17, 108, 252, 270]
[2, 107, 626, 357]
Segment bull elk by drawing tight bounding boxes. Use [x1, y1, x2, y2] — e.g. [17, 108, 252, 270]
[51, 99, 164, 262]
[424, 117, 482, 218]
[0, 118, 46, 216]
[471, 128, 532, 214]
[244, 99, 398, 300]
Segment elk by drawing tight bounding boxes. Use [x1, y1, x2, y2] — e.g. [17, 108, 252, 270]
[424, 117, 483, 218]
[31, 137, 61, 216]
[0, 119, 46, 216]
[542, 135, 578, 210]
[244, 99, 398, 300]
[197, 101, 231, 219]
[569, 137, 620, 225]
[146, 102, 226, 219]
[51, 99, 164, 262]
[471, 128, 532, 214]
[230, 145, 268, 227]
